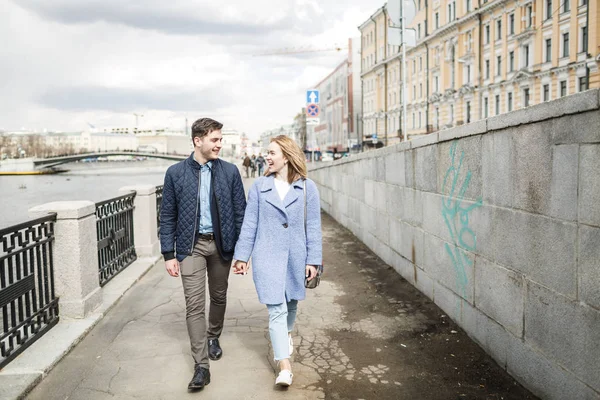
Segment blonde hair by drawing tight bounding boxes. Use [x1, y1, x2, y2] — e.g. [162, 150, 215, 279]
[266, 135, 307, 183]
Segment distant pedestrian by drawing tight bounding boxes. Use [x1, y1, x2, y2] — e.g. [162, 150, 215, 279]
[242, 153, 251, 178]
[232, 135, 323, 387]
[256, 153, 265, 176]
[160, 117, 247, 391]
[250, 155, 257, 178]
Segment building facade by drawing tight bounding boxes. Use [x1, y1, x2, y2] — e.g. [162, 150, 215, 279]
[359, 0, 600, 142]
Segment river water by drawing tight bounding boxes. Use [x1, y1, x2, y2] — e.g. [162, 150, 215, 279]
[0, 160, 177, 229]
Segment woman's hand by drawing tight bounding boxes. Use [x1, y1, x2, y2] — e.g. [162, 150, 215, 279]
[305, 265, 318, 281]
[233, 260, 249, 275]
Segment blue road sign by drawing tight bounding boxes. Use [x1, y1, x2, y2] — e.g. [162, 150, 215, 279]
[306, 90, 320, 104]
[307, 104, 320, 117]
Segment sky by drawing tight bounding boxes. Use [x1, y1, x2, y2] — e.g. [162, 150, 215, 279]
[1, 0, 375, 140]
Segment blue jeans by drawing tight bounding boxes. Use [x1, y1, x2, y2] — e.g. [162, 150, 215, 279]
[266, 300, 298, 361]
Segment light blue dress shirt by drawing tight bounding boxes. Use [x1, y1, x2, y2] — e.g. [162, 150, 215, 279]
[198, 161, 213, 234]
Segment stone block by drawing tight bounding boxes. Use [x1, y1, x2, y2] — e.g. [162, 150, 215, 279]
[461, 300, 511, 368]
[474, 257, 525, 337]
[511, 122, 554, 216]
[415, 267, 434, 300]
[410, 132, 439, 148]
[437, 136, 483, 202]
[579, 145, 600, 226]
[422, 191, 451, 243]
[374, 182, 387, 212]
[386, 185, 404, 220]
[549, 109, 600, 145]
[389, 220, 424, 267]
[524, 282, 600, 391]
[391, 254, 416, 285]
[423, 233, 474, 302]
[375, 241, 394, 267]
[374, 156, 386, 182]
[364, 179, 375, 207]
[438, 119, 487, 142]
[359, 204, 376, 235]
[547, 145, 579, 221]
[482, 130, 514, 208]
[507, 334, 600, 400]
[375, 210, 390, 245]
[433, 281, 463, 323]
[579, 225, 600, 309]
[384, 151, 406, 187]
[405, 149, 416, 189]
[403, 187, 423, 227]
[414, 145, 438, 192]
[493, 208, 577, 298]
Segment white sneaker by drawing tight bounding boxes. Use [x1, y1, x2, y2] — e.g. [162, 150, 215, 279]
[288, 334, 293, 356]
[275, 369, 293, 386]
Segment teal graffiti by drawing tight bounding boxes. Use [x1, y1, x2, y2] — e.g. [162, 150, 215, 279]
[441, 141, 482, 298]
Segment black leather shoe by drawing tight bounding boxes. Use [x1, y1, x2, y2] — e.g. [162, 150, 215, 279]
[208, 338, 223, 360]
[188, 365, 210, 390]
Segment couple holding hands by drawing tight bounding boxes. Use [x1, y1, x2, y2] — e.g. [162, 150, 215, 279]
[160, 118, 322, 391]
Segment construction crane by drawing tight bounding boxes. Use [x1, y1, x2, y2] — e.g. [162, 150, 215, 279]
[252, 45, 347, 57]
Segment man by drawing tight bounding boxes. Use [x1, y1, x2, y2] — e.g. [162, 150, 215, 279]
[160, 118, 246, 390]
[256, 153, 265, 176]
[242, 153, 251, 178]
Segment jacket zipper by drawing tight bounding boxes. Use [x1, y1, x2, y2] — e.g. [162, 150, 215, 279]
[191, 168, 200, 255]
[212, 165, 222, 232]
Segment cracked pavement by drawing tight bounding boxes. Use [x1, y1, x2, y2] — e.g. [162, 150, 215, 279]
[26, 178, 537, 400]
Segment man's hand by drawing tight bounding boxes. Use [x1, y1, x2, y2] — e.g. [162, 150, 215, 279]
[165, 259, 180, 277]
[305, 265, 318, 281]
[233, 260, 249, 275]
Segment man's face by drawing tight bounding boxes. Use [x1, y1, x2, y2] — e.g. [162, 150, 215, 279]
[194, 129, 223, 161]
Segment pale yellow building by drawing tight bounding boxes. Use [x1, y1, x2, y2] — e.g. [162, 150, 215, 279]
[360, 0, 600, 143]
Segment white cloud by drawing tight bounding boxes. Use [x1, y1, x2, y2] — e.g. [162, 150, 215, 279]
[1, 0, 375, 139]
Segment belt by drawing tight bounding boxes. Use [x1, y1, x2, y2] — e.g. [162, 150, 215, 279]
[197, 232, 215, 241]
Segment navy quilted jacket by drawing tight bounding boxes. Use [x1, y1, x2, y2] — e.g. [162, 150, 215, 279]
[160, 154, 246, 262]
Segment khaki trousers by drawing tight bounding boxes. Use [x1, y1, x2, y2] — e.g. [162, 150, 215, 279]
[180, 237, 230, 368]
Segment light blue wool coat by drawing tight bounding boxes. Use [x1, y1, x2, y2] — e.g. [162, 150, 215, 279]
[233, 175, 323, 305]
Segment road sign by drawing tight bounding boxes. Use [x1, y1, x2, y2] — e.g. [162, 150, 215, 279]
[388, 27, 417, 47]
[387, 0, 416, 27]
[306, 104, 320, 117]
[306, 118, 319, 125]
[306, 90, 320, 104]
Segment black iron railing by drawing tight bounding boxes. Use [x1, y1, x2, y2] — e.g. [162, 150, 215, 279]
[0, 214, 60, 369]
[156, 185, 163, 237]
[96, 193, 137, 286]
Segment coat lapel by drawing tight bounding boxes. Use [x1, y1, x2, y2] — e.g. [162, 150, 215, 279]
[261, 176, 286, 215]
[283, 179, 303, 209]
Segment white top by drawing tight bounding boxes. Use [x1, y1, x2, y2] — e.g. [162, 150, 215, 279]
[274, 178, 291, 201]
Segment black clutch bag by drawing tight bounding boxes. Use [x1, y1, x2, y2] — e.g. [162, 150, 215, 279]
[305, 265, 323, 289]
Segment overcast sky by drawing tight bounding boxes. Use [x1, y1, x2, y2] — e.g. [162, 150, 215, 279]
[1, 0, 374, 139]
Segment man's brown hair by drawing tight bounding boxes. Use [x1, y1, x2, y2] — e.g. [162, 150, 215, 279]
[191, 118, 223, 140]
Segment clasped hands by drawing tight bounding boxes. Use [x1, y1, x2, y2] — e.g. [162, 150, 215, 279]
[232, 261, 318, 280]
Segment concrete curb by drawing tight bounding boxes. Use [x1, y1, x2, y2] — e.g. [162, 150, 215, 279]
[0, 256, 161, 400]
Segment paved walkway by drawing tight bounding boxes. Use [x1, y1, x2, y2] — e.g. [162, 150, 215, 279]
[27, 178, 537, 400]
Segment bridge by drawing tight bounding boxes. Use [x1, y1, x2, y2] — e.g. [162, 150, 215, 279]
[0, 152, 188, 174]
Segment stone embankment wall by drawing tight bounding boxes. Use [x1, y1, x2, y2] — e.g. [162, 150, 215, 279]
[309, 89, 600, 400]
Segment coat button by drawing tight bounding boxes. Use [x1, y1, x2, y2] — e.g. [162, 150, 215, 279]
[282, 223, 288, 228]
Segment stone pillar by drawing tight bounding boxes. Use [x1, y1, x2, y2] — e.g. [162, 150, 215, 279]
[28, 201, 102, 318]
[119, 185, 160, 257]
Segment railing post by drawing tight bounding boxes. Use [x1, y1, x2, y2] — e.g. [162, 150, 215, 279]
[118, 185, 160, 257]
[28, 201, 102, 318]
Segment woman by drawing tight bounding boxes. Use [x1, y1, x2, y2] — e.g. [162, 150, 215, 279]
[232, 135, 322, 387]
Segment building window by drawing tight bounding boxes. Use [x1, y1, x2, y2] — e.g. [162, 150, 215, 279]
[485, 25, 490, 44]
[450, 104, 454, 124]
[495, 95, 500, 115]
[448, 2, 456, 22]
[420, 83, 423, 98]
[497, 56, 502, 76]
[508, 92, 513, 111]
[466, 101, 471, 123]
[435, 107, 440, 129]
[581, 26, 588, 53]
[546, 0, 552, 19]
[435, 76, 439, 92]
[523, 45, 530, 67]
[496, 19, 502, 41]
[523, 88, 530, 107]
[412, 113, 415, 128]
[563, 33, 570, 57]
[483, 97, 489, 118]
[485, 59, 490, 79]
[509, 14, 515, 35]
[543, 84, 550, 101]
[466, 65, 471, 83]
[419, 112, 422, 128]
[418, 24, 421, 39]
[435, 12, 439, 29]
[581, 0, 587, 5]
[466, 0, 472, 12]
[579, 76, 588, 91]
[419, 57, 423, 70]
[527, 5, 533, 27]
[545, 39, 552, 62]
[560, 80, 567, 97]
[509, 51, 515, 72]
[413, 85, 416, 100]
[563, 0, 570, 12]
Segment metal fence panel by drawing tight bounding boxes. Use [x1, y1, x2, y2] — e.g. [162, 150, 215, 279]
[155, 185, 163, 237]
[96, 192, 137, 286]
[0, 214, 59, 369]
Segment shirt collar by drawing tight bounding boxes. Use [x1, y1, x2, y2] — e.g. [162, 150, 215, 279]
[199, 160, 212, 170]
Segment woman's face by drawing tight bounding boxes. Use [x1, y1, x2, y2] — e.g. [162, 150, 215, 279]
[266, 142, 286, 174]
